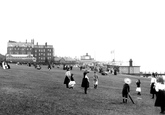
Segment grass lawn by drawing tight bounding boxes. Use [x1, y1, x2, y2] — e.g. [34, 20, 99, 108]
[0, 64, 161, 115]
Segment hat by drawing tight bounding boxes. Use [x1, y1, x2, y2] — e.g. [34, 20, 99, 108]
[124, 78, 131, 84]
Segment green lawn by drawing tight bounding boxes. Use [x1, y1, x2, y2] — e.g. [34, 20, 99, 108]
[0, 64, 161, 115]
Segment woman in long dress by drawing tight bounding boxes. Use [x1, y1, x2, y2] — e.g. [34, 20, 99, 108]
[154, 76, 165, 114]
[64, 68, 71, 88]
[81, 70, 90, 94]
[150, 73, 157, 99]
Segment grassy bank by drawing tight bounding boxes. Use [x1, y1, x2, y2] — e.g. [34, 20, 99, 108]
[0, 64, 161, 115]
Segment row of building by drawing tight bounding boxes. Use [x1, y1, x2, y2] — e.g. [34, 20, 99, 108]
[5, 40, 141, 74]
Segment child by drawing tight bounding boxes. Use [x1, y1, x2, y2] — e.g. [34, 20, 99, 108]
[69, 73, 76, 89]
[93, 71, 98, 89]
[122, 78, 131, 103]
[136, 79, 141, 95]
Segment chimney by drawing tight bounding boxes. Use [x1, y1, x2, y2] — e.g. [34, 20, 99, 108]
[26, 39, 27, 43]
[129, 59, 133, 67]
[33, 39, 34, 44]
[45, 42, 47, 46]
[36, 42, 38, 45]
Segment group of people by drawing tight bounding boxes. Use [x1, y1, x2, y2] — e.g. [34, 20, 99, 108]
[63, 65, 73, 71]
[122, 78, 141, 103]
[1, 61, 10, 69]
[150, 73, 165, 114]
[122, 73, 165, 114]
[64, 69, 99, 94]
[63, 68, 76, 89]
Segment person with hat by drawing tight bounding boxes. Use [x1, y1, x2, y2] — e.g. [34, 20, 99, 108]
[81, 70, 90, 94]
[64, 68, 71, 88]
[154, 76, 165, 114]
[122, 78, 131, 103]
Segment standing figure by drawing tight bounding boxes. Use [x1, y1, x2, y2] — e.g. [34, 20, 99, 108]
[81, 70, 90, 94]
[154, 77, 165, 114]
[114, 69, 117, 75]
[48, 64, 51, 70]
[93, 71, 99, 89]
[64, 68, 71, 88]
[68, 73, 76, 89]
[136, 79, 141, 95]
[122, 78, 131, 103]
[150, 73, 157, 99]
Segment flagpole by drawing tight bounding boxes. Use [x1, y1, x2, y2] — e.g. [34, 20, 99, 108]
[114, 50, 115, 62]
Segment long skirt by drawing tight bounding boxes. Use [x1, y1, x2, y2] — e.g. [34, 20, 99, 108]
[136, 87, 141, 92]
[150, 83, 156, 94]
[64, 76, 70, 84]
[155, 90, 165, 107]
[69, 81, 76, 87]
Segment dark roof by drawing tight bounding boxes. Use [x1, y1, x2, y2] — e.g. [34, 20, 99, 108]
[8, 40, 17, 43]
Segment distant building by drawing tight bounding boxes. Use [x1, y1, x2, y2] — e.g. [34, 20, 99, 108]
[108, 59, 140, 74]
[6, 39, 54, 63]
[79, 53, 95, 66]
[7, 39, 34, 55]
[32, 42, 54, 63]
[54, 56, 77, 65]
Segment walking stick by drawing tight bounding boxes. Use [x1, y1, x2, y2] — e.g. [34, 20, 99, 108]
[128, 94, 135, 104]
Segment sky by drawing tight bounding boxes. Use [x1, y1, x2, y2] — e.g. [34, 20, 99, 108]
[0, 0, 165, 73]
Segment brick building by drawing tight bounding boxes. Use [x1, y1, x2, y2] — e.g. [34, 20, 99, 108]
[6, 39, 54, 63]
[32, 42, 54, 63]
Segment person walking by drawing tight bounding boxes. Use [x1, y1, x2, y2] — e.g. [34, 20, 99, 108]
[81, 70, 90, 94]
[48, 64, 51, 70]
[64, 68, 71, 88]
[136, 79, 141, 95]
[154, 76, 165, 114]
[150, 73, 157, 99]
[93, 71, 98, 89]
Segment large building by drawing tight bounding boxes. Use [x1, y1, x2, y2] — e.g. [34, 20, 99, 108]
[6, 39, 54, 63]
[32, 42, 54, 63]
[7, 39, 34, 55]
